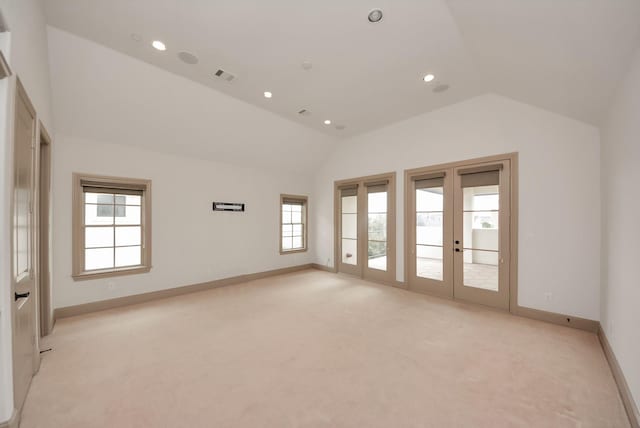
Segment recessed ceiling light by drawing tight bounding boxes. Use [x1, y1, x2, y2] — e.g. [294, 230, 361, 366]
[264, 91, 273, 99]
[368, 9, 383, 23]
[324, 120, 331, 125]
[152, 40, 166, 51]
[423, 74, 435, 83]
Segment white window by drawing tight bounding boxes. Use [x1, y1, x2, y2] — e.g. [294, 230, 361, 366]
[280, 195, 307, 253]
[73, 174, 152, 280]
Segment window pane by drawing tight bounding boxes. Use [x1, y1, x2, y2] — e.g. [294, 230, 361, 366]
[85, 192, 106, 204]
[342, 239, 357, 265]
[469, 211, 499, 230]
[95, 194, 114, 204]
[115, 205, 140, 225]
[341, 213, 357, 239]
[368, 241, 386, 271]
[416, 188, 443, 212]
[368, 192, 387, 213]
[417, 246, 443, 281]
[282, 236, 293, 250]
[114, 205, 126, 218]
[115, 226, 141, 246]
[85, 227, 114, 248]
[416, 213, 443, 246]
[464, 250, 499, 291]
[368, 214, 387, 241]
[282, 210, 292, 224]
[291, 210, 302, 224]
[292, 236, 303, 249]
[292, 224, 303, 236]
[119, 194, 141, 206]
[85, 248, 114, 270]
[115, 246, 141, 267]
[97, 204, 115, 217]
[85, 204, 114, 225]
[282, 224, 293, 237]
[341, 195, 357, 214]
[291, 204, 302, 213]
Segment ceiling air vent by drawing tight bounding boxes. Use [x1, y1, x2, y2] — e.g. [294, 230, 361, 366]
[298, 109, 311, 117]
[213, 69, 236, 83]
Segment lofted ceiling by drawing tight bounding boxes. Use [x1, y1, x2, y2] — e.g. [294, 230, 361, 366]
[44, 0, 640, 137]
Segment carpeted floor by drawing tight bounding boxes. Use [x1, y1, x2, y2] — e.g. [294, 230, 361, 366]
[21, 270, 629, 427]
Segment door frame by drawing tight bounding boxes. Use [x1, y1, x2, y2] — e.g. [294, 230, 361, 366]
[36, 121, 53, 336]
[404, 153, 519, 312]
[334, 172, 396, 285]
[452, 159, 511, 310]
[405, 166, 453, 298]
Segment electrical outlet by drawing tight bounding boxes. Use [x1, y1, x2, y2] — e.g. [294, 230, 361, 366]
[107, 281, 116, 291]
[544, 292, 552, 302]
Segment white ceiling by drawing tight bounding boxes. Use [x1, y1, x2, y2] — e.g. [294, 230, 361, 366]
[44, 0, 640, 137]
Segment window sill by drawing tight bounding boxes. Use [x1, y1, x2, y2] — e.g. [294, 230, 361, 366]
[72, 265, 151, 281]
[280, 248, 308, 255]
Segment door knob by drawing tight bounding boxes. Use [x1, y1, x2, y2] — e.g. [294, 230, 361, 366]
[455, 248, 461, 252]
[455, 240, 460, 244]
[15, 291, 30, 301]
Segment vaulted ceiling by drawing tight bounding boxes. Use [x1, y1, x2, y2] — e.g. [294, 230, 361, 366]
[45, 0, 640, 137]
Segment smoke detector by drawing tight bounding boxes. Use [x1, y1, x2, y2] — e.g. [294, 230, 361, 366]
[368, 9, 383, 23]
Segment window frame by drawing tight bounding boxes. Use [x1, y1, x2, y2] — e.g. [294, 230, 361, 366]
[72, 173, 152, 280]
[279, 194, 308, 254]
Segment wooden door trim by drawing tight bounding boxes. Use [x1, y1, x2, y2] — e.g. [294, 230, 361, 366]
[36, 121, 53, 336]
[452, 159, 510, 310]
[405, 167, 453, 297]
[404, 152, 519, 313]
[334, 172, 396, 281]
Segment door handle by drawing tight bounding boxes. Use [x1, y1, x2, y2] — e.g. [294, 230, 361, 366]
[455, 248, 462, 252]
[15, 291, 30, 301]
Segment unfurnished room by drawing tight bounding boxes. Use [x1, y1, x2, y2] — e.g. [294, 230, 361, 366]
[0, 1, 639, 427]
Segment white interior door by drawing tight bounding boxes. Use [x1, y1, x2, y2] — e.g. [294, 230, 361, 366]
[12, 80, 37, 411]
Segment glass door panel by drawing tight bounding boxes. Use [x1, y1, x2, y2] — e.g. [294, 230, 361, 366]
[454, 162, 510, 310]
[416, 184, 444, 280]
[341, 190, 358, 266]
[462, 184, 499, 291]
[408, 173, 453, 298]
[367, 188, 387, 271]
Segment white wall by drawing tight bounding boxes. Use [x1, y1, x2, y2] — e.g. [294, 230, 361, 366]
[45, 26, 333, 309]
[52, 136, 314, 308]
[0, 0, 54, 422]
[313, 94, 601, 320]
[601, 46, 640, 411]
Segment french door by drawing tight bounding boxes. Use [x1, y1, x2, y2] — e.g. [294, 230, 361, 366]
[336, 173, 396, 284]
[407, 157, 512, 310]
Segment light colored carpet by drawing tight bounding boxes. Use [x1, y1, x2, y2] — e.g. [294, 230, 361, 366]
[22, 270, 629, 428]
